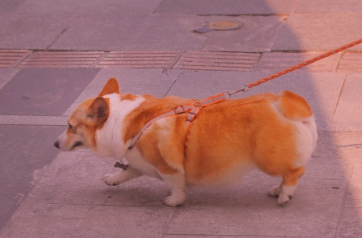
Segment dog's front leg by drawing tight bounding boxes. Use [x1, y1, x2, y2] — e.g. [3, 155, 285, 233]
[160, 173, 186, 207]
[102, 167, 142, 186]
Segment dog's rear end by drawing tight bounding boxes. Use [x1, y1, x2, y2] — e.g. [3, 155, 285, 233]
[180, 91, 317, 205]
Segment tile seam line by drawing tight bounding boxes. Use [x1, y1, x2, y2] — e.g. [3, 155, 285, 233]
[13, 50, 33, 68]
[332, 180, 350, 238]
[331, 73, 348, 121]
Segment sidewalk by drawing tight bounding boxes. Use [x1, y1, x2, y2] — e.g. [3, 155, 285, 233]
[1, 0, 362, 237]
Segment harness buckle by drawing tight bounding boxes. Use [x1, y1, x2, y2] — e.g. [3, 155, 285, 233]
[187, 111, 197, 122]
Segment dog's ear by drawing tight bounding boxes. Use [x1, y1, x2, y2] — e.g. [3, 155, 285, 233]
[85, 97, 109, 125]
[98, 77, 120, 97]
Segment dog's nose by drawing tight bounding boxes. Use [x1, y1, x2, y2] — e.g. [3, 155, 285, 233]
[54, 141, 60, 149]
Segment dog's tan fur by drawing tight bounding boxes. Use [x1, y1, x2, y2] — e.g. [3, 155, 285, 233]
[55, 78, 317, 206]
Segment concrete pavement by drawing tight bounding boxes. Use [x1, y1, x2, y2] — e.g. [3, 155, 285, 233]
[1, 0, 362, 237]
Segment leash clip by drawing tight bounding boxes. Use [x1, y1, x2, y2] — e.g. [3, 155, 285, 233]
[229, 84, 250, 96]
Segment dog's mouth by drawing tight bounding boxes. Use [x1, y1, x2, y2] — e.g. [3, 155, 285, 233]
[70, 141, 84, 150]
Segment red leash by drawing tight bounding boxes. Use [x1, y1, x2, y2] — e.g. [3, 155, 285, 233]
[228, 37, 362, 95]
[129, 38, 362, 150]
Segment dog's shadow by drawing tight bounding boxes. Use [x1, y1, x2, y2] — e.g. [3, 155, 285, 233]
[96, 171, 280, 208]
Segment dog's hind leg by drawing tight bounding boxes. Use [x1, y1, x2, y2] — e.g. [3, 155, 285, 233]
[102, 167, 142, 186]
[160, 173, 186, 207]
[270, 167, 305, 205]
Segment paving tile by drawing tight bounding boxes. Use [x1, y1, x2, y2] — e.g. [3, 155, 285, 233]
[167, 71, 345, 129]
[333, 74, 362, 123]
[0, 203, 174, 238]
[296, 0, 362, 13]
[64, 68, 181, 115]
[202, 16, 284, 52]
[338, 52, 362, 73]
[256, 52, 341, 72]
[19, 51, 104, 68]
[0, 12, 75, 49]
[0, 50, 29, 68]
[0, 115, 67, 126]
[25, 150, 168, 206]
[0, 0, 26, 16]
[305, 131, 350, 180]
[175, 51, 260, 71]
[272, 13, 362, 51]
[0, 125, 64, 230]
[0, 68, 99, 116]
[336, 207, 362, 238]
[155, 0, 298, 15]
[0, 69, 19, 90]
[51, 14, 206, 51]
[16, 0, 162, 15]
[97, 51, 181, 69]
[167, 179, 344, 237]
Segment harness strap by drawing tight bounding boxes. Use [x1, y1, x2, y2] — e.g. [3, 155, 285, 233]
[128, 92, 229, 150]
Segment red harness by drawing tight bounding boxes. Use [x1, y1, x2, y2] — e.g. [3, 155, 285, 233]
[128, 91, 231, 150]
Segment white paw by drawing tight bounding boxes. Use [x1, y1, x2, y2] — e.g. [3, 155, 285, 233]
[269, 186, 282, 197]
[163, 194, 185, 207]
[277, 193, 293, 205]
[102, 174, 120, 186]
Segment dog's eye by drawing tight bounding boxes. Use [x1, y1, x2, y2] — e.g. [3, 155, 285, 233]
[68, 123, 73, 130]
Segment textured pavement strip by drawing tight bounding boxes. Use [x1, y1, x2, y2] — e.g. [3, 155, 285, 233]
[174, 51, 260, 71]
[97, 51, 182, 69]
[338, 52, 362, 72]
[0, 115, 67, 126]
[2, 49, 362, 72]
[18, 51, 104, 68]
[0, 50, 29, 68]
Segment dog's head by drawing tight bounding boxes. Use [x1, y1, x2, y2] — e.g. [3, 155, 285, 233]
[54, 78, 120, 151]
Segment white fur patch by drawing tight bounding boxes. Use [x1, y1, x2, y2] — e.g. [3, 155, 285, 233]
[125, 147, 161, 179]
[94, 93, 144, 159]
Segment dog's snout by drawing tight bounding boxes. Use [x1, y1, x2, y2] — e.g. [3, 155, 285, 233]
[54, 140, 60, 149]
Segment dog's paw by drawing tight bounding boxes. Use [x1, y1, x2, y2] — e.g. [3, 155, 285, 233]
[102, 174, 120, 186]
[163, 194, 185, 207]
[277, 193, 293, 205]
[268, 186, 282, 197]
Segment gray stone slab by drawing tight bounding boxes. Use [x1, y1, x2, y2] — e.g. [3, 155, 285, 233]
[64, 68, 182, 115]
[305, 131, 350, 180]
[0, 12, 75, 49]
[167, 71, 346, 130]
[333, 74, 362, 123]
[334, 132, 362, 165]
[0, 115, 67, 126]
[346, 165, 362, 209]
[22, 150, 168, 206]
[16, 0, 162, 15]
[296, 0, 362, 13]
[167, 179, 344, 237]
[0, 0, 26, 16]
[0, 125, 64, 231]
[201, 16, 284, 52]
[272, 13, 362, 51]
[155, 0, 298, 15]
[51, 14, 206, 51]
[0, 68, 99, 116]
[336, 207, 362, 238]
[0, 203, 174, 238]
[0, 128, 357, 237]
[0, 69, 19, 91]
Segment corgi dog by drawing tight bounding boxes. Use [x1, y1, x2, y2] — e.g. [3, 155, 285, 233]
[54, 78, 317, 206]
